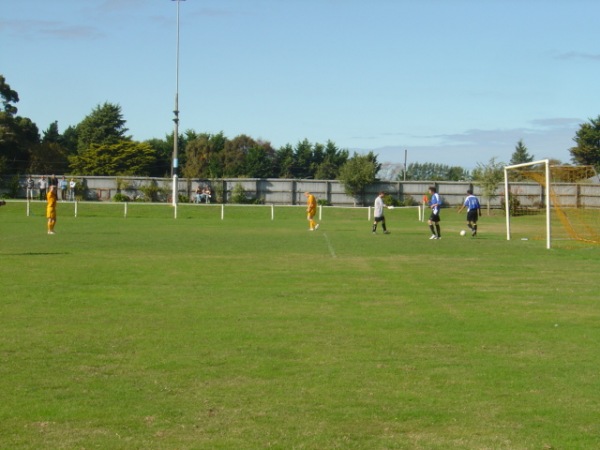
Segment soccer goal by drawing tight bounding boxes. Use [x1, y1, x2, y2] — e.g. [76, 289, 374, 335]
[504, 159, 600, 249]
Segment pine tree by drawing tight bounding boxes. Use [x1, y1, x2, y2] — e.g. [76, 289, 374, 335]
[570, 116, 600, 170]
[510, 139, 534, 165]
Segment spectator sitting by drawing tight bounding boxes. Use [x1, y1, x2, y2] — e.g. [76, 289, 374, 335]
[194, 185, 202, 203]
[194, 186, 212, 204]
[202, 186, 211, 204]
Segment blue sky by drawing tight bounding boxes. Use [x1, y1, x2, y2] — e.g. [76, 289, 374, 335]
[2, 0, 599, 170]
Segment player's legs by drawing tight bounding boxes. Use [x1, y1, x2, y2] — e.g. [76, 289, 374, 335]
[470, 220, 477, 236]
[428, 219, 438, 238]
[428, 220, 435, 237]
[47, 210, 56, 234]
[373, 216, 387, 233]
[428, 213, 440, 238]
[307, 213, 315, 230]
[467, 211, 478, 236]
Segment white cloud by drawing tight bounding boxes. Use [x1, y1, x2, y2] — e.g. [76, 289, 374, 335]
[355, 117, 580, 169]
[556, 52, 600, 61]
[0, 19, 103, 40]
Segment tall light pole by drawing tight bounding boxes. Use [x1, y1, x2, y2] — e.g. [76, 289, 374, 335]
[171, 0, 185, 207]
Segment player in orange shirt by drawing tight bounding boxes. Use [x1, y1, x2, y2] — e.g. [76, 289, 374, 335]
[46, 185, 58, 234]
[304, 191, 320, 231]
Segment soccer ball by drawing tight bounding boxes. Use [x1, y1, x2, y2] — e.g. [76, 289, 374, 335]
[460, 230, 466, 236]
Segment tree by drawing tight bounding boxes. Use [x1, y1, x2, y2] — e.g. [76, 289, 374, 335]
[510, 139, 534, 165]
[570, 115, 600, 170]
[0, 115, 40, 174]
[69, 141, 157, 176]
[221, 134, 256, 177]
[293, 139, 314, 179]
[76, 102, 130, 153]
[28, 142, 70, 174]
[61, 125, 79, 154]
[146, 129, 196, 178]
[28, 121, 71, 174]
[244, 143, 275, 178]
[404, 162, 469, 181]
[446, 166, 470, 181]
[0, 75, 19, 115]
[472, 157, 505, 215]
[0, 75, 40, 174]
[182, 132, 226, 179]
[314, 141, 349, 180]
[182, 135, 210, 179]
[314, 160, 338, 180]
[274, 144, 295, 178]
[145, 136, 173, 177]
[338, 152, 379, 205]
[42, 121, 61, 144]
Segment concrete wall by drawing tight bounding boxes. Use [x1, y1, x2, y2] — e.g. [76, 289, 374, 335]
[3, 175, 600, 208]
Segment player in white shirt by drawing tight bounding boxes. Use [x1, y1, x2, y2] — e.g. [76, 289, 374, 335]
[372, 192, 391, 234]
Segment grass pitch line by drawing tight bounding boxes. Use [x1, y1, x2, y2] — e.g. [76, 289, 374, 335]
[322, 232, 337, 258]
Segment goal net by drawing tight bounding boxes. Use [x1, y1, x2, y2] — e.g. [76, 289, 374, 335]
[503, 159, 600, 248]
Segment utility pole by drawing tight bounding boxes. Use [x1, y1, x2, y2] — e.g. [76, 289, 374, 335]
[171, 0, 185, 207]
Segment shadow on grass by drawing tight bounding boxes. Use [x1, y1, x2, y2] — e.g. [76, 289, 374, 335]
[4, 252, 71, 256]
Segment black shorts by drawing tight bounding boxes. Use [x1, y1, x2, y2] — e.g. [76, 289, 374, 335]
[429, 212, 440, 223]
[467, 210, 478, 223]
[374, 215, 385, 223]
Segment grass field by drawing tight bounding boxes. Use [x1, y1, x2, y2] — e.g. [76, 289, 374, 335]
[1, 200, 599, 449]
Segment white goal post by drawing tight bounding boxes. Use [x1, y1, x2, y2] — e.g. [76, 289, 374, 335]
[504, 159, 551, 249]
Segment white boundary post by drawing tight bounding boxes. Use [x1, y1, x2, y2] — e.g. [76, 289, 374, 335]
[172, 175, 178, 208]
[504, 166, 511, 241]
[74, 200, 78, 218]
[545, 160, 551, 250]
[26, 199, 30, 217]
[124, 202, 128, 219]
[318, 204, 322, 221]
[271, 204, 274, 220]
[221, 204, 224, 220]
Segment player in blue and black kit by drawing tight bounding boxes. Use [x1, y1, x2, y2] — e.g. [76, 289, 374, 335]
[427, 186, 441, 239]
[457, 189, 481, 236]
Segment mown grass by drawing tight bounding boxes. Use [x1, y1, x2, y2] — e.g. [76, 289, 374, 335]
[1, 201, 599, 449]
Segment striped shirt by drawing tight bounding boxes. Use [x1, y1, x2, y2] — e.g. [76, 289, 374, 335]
[463, 194, 480, 211]
[430, 193, 440, 214]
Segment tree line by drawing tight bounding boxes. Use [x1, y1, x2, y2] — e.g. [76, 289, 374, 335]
[2, 73, 599, 192]
[0, 75, 359, 181]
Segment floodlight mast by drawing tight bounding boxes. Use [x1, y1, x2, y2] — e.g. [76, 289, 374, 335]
[171, 0, 185, 207]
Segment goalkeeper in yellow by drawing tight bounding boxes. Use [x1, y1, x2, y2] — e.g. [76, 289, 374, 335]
[304, 191, 320, 231]
[46, 185, 58, 234]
